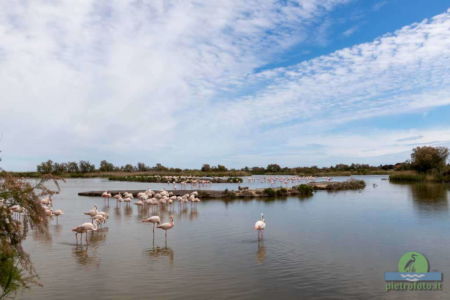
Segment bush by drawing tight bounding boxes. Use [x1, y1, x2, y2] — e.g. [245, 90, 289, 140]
[276, 187, 288, 196]
[411, 146, 448, 173]
[263, 188, 276, 197]
[296, 184, 314, 196]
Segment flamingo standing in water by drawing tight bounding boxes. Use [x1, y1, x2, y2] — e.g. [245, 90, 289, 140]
[157, 216, 174, 242]
[53, 209, 64, 223]
[84, 205, 98, 221]
[101, 191, 111, 204]
[72, 220, 99, 243]
[72, 225, 88, 244]
[142, 216, 161, 234]
[254, 213, 266, 240]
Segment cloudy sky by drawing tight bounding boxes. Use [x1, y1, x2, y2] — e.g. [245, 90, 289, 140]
[1, 0, 450, 171]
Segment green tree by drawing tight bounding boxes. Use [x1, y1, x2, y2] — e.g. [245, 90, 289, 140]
[78, 160, 96, 173]
[154, 163, 167, 171]
[201, 164, 211, 172]
[411, 146, 449, 173]
[216, 164, 227, 171]
[99, 160, 115, 172]
[52, 162, 67, 174]
[137, 162, 149, 172]
[36, 160, 54, 174]
[122, 164, 135, 172]
[0, 173, 58, 298]
[66, 161, 79, 173]
[266, 164, 281, 172]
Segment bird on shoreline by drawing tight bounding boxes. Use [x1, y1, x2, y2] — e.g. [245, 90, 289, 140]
[254, 213, 266, 240]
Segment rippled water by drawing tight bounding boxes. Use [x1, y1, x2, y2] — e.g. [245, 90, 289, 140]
[17, 176, 450, 299]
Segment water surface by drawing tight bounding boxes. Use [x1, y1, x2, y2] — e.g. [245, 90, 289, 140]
[18, 176, 450, 299]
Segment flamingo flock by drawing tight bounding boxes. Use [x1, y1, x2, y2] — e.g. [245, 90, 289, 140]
[73, 188, 268, 245]
[72, 189, 200, 244]
[6, 194, 65, 224]
[245, 175, 331, 186]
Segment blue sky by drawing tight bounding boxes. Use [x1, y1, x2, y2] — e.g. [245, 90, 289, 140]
[0, 0, 450, 171]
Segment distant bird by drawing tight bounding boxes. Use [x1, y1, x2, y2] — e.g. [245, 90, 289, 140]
[53, 209, 64, 223]
[254, 213, 266, 240]
[157, 216, 174, 241]
[101, 191, 111, 203]
[134, 199, 144, 206]
[142, 216, 161, 234]
[84, 205, 98, 221]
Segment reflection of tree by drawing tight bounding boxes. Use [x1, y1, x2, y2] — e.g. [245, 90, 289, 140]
[410, 183, 448, 212]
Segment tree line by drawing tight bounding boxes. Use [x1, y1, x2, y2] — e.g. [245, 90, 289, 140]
[35, 146, 449, 175]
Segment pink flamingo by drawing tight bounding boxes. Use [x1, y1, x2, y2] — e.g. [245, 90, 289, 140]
[142, 216, 161, 234]
[72, 220, 98, 243]
[53, 209, 64, 223]
[157, 216, 174, 241]
[254, 213, 266, 240]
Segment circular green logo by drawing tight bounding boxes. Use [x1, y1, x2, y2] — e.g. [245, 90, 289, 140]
[398, 252, 429, 273]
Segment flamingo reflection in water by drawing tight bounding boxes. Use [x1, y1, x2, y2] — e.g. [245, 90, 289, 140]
[256, 239, 266, 264]
[147, 246, 174, 264]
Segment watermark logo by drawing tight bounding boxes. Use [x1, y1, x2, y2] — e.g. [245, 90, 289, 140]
[385, 252, 442, 291]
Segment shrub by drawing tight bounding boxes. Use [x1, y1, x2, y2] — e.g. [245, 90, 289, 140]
[296, 184, 314, 196]
[276, 187, 289, 196]
[263, 188, 276, 197]
[411, 146, 448, 173]
[389, 172, 426, 182]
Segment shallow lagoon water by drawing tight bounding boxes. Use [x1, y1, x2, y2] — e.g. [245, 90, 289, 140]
[18, 176, 450, 299]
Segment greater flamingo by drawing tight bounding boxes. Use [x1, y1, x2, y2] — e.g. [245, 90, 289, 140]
[157, 216, 174, 242]
[254, 213, 266, 240]
[142, 216, 161, 234]
[53, 209, 64, 223]
[72, 225, 87, 244]
[72, 220, 98, 243]
[84, 205, 98, 221]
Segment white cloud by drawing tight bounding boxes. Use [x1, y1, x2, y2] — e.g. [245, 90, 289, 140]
[212, 10, 450, 128]
[0, 0, 349, 170]
[342, 25, 358, 37]
[0, 2, 449, 170]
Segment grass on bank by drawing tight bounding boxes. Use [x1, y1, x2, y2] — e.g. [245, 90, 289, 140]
[389, 171, 450, 183]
